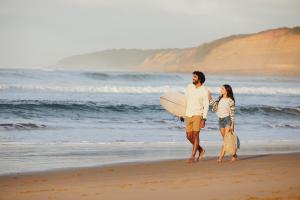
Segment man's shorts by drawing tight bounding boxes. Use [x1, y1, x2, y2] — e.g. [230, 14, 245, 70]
[185, 115, 202, 132]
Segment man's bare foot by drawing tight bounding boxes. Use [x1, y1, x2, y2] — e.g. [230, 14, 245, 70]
[186, 157, 195, 163]
[197, 148, 205, 161]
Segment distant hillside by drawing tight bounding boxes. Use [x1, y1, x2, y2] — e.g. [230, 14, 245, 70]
[55, 49, 174, 69]
[55, 27, 300, 76]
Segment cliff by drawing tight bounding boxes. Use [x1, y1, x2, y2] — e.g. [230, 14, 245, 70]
[55, 27, 300, 76]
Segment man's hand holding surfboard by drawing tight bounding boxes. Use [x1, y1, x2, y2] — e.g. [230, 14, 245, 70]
[160, 91, 187, 118]
[160, 90, 206, 128]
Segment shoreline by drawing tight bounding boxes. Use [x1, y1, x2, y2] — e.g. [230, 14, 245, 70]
[1, 153, 299, 200]
[1, 150, 300, 177]
[0, 141, 300, 177]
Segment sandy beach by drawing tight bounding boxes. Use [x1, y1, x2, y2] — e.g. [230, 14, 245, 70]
[0, 153, 299, 200]
[1, 1, 300, 200]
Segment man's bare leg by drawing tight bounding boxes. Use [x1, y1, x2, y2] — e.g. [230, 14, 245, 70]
[194, 131, 205, 161]
[186, 132, 193, 143]
[186, 132, 203, 162]
[186, 132, 195, 162]
[190, 131, 200, 162]
[197, 146, 205, 161]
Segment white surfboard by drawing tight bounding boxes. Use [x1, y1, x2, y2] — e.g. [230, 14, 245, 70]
[160, 91, 186, 117]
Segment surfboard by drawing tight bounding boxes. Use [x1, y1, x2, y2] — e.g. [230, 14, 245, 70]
[160, 91, 186, 117]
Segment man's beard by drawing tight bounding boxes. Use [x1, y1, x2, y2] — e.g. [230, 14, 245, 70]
[193, 80, 199, 85]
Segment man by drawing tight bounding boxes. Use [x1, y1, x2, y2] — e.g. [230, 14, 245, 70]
[184, 71, 209, 162]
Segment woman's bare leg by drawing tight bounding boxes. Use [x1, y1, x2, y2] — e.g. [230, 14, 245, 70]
[218, 128, 226, 162]
[219, 127, 232, 162]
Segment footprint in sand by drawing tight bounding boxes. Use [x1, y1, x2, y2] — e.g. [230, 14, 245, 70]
[119, 183, 133, 188]
[72, 173, 81, 177]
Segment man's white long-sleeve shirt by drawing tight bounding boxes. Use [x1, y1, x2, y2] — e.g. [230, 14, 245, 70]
[185, 84, 209, 119]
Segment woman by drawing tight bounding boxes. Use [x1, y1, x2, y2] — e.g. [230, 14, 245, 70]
[208, 84, 237, 162]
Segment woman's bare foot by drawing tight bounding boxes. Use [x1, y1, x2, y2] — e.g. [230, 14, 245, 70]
[231, 155, 238, 162]
[197, 148, 205, 161]
[217, 157, 223, 163]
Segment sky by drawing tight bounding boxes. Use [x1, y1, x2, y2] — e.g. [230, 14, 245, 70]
[0, 0, 299, 67]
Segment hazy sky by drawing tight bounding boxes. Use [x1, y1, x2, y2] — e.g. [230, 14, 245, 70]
[0, 0, 299, 67]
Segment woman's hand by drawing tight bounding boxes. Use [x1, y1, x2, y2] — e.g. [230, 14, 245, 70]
[230, 122, 234, 132]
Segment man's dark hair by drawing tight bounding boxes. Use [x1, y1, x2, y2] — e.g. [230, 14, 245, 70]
[193, 71, 205, 84]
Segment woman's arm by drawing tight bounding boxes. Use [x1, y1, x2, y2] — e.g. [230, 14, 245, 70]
[229, 99, 235, 130]
[208, 90, 218, 112]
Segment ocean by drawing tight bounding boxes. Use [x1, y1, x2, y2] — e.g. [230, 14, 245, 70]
[0, 68, 300, 174]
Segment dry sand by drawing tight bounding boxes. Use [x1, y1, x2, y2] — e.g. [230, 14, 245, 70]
[1, 153, 300, 200]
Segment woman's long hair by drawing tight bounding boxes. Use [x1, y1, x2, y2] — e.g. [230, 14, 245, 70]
[218, 84, 235, 102]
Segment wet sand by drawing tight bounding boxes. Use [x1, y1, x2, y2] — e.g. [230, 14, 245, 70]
[0, 153, 300, 200]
